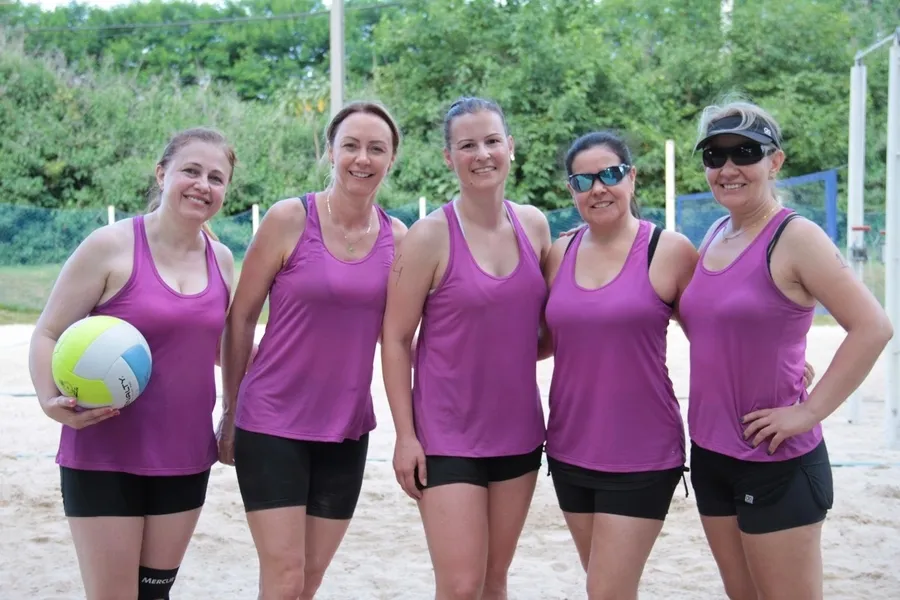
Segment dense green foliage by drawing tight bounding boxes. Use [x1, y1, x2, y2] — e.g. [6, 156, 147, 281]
[1, 0, 898, 216]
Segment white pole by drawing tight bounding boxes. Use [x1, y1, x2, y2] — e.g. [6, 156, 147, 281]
[845, 61, 867, 424]
[251, 203, 260, 235]
[665, 139, 676, 231]
[418, 196, 427, 221]
[329, 0, 345, 118]
[847, 62, 867, 251]
[107, 205, 115, 225]
[884, 35, 900, 448]
[720, 0, 733, 33]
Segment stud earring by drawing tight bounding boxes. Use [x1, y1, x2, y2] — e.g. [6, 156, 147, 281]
[510, 153, 516, 162]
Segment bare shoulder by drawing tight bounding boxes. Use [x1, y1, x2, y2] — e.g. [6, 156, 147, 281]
[405, 209, 448, 244]
[424, 204, 449, 221]
[777, 215, 833, 253]
[389, 216, 409, 244]
[779, 214, 828, 239]
[547, 234, 571, 260]
[511, 202, 547, 220]
[58, 218, 132, 287]
[652, 229, 699, 290]
[511, 202, 550, 230]
[657, 229, 698, 260]
[396, 209, 447, 257]
[264, 197, 308, 227]
[251, 198, 309, 253]
[549, 233, 574, 258]
[81, 218, 133, 257]
[211, 239, 235, 270]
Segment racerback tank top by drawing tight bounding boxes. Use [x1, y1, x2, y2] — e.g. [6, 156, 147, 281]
[56, 215, 229, 475]
[412, 200, 547, 457]
[544, 221, 684, 472]
[679, 208, 820, 461]
[236, 193, 394, 442]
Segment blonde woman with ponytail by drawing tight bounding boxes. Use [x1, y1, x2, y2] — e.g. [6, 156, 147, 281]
[29, 127, 237, 600]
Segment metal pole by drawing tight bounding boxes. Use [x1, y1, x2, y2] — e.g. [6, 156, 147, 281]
[885, 36, 900, 448]
[665, 140, 676, 231]
[855, 29, 900, 62]
[329, 0, 345, 118]
[845, 60, 867, 423]
[847, 62, 867, 253]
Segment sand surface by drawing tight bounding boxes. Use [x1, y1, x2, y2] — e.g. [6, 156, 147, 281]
[1, 324, 899, 599]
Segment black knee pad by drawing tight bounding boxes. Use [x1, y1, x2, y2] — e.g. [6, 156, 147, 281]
[138, 566, 179, 600]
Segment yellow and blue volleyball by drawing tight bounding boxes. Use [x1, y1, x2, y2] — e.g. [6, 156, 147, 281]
[51, 316, 152, 409]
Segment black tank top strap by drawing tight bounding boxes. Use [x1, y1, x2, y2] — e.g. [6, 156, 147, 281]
[766, 210, 802, 269]
[564, 225, 587, 257]
[647, 223, 662, 268]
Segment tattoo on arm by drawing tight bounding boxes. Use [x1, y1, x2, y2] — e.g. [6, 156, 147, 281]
[835, 251, 849, 269]
[392, 254, 403, 284]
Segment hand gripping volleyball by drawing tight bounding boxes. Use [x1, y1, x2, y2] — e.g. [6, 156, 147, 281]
[51, 316, 152, 409]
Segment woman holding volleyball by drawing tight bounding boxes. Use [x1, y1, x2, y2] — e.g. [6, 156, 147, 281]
[381, 96, 552, 599]
[218, 101, 407, 599]
[29, 127, 236, 600]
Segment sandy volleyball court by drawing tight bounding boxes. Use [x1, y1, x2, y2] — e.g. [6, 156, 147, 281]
[1, 324, 899, 599]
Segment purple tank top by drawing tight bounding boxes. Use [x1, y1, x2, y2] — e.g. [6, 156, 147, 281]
[56, 216, 228, 475]
[235, 193, 393, 442]
[412, 201, 547, 457]
[679, 208, 819, 461]
[544, 221, 684, 472]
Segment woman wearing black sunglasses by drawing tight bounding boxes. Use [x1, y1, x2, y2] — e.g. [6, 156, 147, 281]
[680, 98, 892, 600]
[540, 130, 699, 598]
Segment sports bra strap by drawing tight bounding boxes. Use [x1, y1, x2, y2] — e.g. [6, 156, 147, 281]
[766, 212, 802, 270]
[563, 226, 585, 256]
[563, 224, 662, 271]
[648, 224, 662, 268]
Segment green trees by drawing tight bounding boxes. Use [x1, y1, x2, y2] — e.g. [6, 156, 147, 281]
[1, 0, 897, 214]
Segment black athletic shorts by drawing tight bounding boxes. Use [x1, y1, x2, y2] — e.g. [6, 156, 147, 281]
[547, 457, 685, 521]
[690, 439, 833, 535]
[415, 445, 543, 490]
[234, 427, 368, 520]
[60, 466, 210, 518]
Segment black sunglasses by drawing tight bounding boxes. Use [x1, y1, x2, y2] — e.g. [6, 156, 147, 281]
[568, 164, 632, 193]
[702, 143, 775, 169]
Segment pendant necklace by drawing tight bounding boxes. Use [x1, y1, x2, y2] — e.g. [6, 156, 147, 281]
[326, 192, 374, 254]
[722, 203, 779, 243]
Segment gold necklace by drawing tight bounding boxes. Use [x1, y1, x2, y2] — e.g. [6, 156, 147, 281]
[326, 191, 374, 254]
[722, 203, 779, 243]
